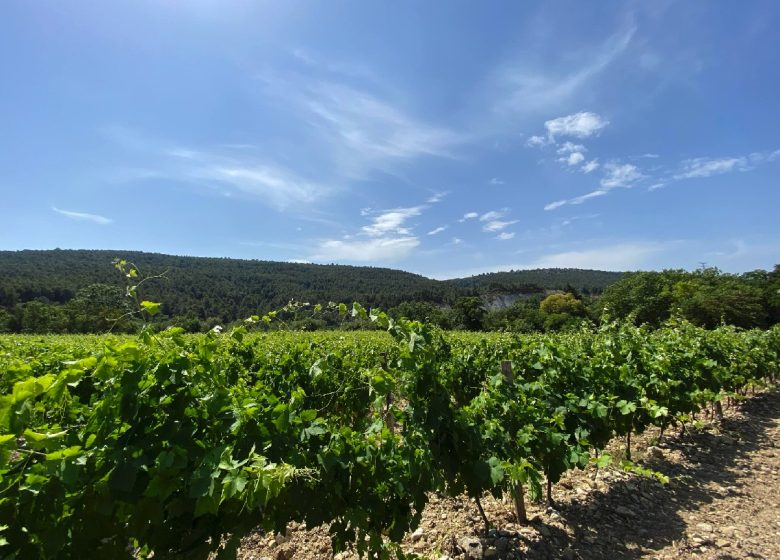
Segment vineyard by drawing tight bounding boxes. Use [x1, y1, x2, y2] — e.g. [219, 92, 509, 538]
[0, 306, 778, 559]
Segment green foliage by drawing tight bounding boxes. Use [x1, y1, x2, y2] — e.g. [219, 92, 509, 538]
[0, 250, 625, 333]
[1, 312, 778, 559]
[453, 297, 487, 330]
[539, 293, 585, 316]
[598, 267, 777, 328]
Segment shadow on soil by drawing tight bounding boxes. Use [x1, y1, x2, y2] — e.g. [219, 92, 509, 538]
[516, 390, 780, 560]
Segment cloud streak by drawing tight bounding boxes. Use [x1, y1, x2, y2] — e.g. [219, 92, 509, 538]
[673, 157, 748, 179]
[493, 25, 636, 116]
[52, 207, 112, 225]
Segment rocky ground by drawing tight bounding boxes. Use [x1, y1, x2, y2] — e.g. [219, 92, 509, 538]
[236, 389, 780, 560]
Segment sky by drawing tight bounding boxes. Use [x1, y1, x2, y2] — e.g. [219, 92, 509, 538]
[1, 1, 779, 279]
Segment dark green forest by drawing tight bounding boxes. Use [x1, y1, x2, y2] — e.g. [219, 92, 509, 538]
[0, 249, 777, 333]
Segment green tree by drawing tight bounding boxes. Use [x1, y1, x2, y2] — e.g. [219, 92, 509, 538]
[20, 300, 68, 333]
[453, 297, 487, 330]
[671, 268, 767, 328]
[595, 271, 682, 326]
[539, 293, 585, 316]
[67, 283, 136, 333]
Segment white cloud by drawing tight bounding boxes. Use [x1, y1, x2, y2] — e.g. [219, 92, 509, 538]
[480, 209, 509, 221]
[543, 162, 642, 210]
[556, 141, 587, 166]
[461, 212, 479, 220]
[544, 200, 567, 211]
[600, 163, 643, 188]
[494, 26, 635, 116]
[495, 232, 516, 240]
[489, 177, 505, 185]
[277, 80, 463, 179]
[313, 203, 430, 263]
[528, 242, 665, 270]
[545, 112, 609, 139]
[201, 166, 327, 209]
[313, 237, 419, 262]
[361, 206, 423, 237]
[483, 220, 518, 232]
[428, 226, 447, 235]
[641, 153, 660, 159]
[526, 135, 550, 147]
[674, 157, 748, 180]
[557, 141, 587, 154]
[581, 159, 600, 173]
[570, 190, 609, 204]
[52, 207, 112, 225]
[452, 237, 463, 245]
[427, 191, 447, 203]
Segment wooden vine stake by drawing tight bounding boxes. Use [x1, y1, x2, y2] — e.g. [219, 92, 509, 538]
[501, 360, 528, 524]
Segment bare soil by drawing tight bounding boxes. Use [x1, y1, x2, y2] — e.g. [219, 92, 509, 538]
[237, 389, 780, 560]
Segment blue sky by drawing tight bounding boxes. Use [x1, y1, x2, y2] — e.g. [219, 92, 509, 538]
[1, 1, 778, 278]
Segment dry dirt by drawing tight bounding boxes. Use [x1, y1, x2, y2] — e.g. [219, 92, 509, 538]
[236, 389, 780, 560]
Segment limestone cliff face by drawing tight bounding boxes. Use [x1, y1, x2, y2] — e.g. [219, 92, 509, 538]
[481, 290, 558, 310]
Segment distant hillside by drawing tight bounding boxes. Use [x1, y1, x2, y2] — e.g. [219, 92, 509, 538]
[0, 250, 455, 321]
[447, 268, 624, 295]
[0, 250, 624, 323]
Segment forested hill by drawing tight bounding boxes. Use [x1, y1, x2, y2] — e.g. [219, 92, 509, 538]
[449, 268, 623, 296]
[0, 249, 623, 324]
[0, 250, 454, 319]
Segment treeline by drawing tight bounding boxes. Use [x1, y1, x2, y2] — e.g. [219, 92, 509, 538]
[1, 250, 776, 334]
[392, 266, 780, 332]
[0, 250, 621, 333]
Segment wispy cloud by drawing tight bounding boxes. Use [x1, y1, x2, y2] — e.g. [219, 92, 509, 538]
[544, 161, 644, 210]
[544, 200, 568, 211]
[557, 141, 587, 166]
[489, 177, 505, 185]
[197, 165, 328, 209]
[545, 112, 609, 140]
[427, 191, 448, 203]
[261, 75, 464, 180]
[103, 128, 332, 211]
[52, 207, 112, 225]
[313, 237, 419, 262]
[493, 25, 636, 116]
[581, 159, 600, 173]
[546, 144, 780, 211]
[527, 112, 607, 174]
[361, 206, 423, 237]
[524, 242, 665, 270]
[459, 211, 479, 222]
[673, 157, 748, 180]
[495, 231, 516, 240]
[479, 209, 509, 222]
[600, 163, 644, 188]
[313, 197, 443, 263]
[483, 219, 518, 232]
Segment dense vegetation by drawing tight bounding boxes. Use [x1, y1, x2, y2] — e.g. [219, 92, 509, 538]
[596, 266, 780, 329]
[0, 250, 621, 333]
[1, 304, 778, 559]
[0, 250, 777, 334]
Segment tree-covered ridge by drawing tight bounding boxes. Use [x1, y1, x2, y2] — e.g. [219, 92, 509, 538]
[0, 249, 452, 321]
[448, 268, 624, 296]
[0, 249, 623, 332]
